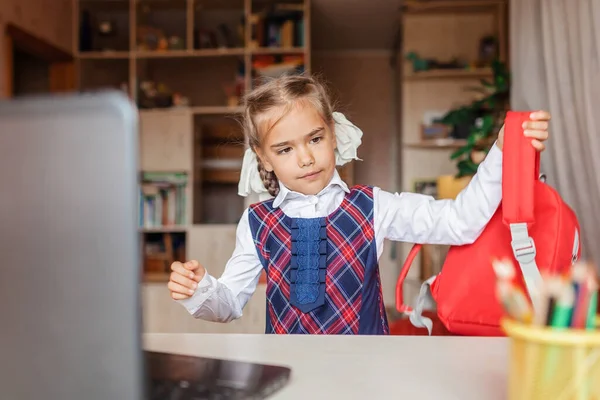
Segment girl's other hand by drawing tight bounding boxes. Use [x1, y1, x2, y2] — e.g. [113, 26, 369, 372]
[168, 260, 206, 300]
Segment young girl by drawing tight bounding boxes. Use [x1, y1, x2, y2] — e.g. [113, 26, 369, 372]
[168, 75, 550, 335]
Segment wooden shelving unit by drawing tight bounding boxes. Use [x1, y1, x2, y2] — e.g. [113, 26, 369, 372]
[401, 0, 508, 189]
[400, 0, 508, 296]
[73, 0, 315, 281]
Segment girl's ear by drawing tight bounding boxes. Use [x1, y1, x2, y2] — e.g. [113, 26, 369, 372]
[263, 159, 274, 172]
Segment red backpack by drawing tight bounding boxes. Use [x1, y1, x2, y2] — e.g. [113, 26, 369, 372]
[395, 111, 582, 336]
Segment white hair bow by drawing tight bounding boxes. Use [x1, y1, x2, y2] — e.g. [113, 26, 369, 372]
[237, 111, 363, 198]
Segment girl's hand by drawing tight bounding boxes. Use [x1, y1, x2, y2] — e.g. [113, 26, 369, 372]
[496, 110, 551, 152]
[168, 260, 206, 300]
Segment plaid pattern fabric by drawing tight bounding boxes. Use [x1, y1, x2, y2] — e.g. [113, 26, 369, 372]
[248, 185, 389, 335]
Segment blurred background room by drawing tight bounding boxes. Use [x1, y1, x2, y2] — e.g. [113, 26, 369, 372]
[1, 0, 597, 335]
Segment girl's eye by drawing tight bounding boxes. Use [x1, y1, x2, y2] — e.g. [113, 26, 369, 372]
[310, 136, 323, 144]
[277, 147, 292, 155]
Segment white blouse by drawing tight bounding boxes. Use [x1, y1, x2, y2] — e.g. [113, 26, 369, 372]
[178, 145, 503, 323]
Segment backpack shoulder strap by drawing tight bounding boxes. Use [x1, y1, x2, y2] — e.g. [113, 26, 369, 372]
[503, 111, 543, 309]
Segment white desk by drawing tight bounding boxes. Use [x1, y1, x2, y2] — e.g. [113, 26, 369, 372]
[144, 334, 510, 399]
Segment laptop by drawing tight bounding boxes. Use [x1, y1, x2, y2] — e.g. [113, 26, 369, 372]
[0, 91, 291, 399]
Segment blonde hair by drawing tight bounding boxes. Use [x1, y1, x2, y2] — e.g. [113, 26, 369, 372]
[241, 74, 335, 197]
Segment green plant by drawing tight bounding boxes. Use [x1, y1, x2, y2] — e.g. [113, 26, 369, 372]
[437, 59, 510, 177]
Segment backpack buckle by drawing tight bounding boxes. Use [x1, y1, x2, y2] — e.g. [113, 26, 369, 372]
[511, 238, 536, 264]
[509, 223, 542, 310]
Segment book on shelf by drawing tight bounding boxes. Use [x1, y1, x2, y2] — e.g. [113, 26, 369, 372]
[249, 5, 304, 49]
[139, 171, 188, 229]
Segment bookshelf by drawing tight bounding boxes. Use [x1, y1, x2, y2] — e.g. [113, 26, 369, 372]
[401, 0, 507, 185]
[399, 0, 508, 300]
[73, 0, 321, 282]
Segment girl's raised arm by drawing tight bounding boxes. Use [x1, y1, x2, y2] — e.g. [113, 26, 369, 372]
[374, 144, 503, 247]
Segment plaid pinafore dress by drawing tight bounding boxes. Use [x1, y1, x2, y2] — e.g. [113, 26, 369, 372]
[248, 185, 389, 334]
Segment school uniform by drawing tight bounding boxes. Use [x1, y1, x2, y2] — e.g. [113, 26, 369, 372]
[178, 145, 503, 334]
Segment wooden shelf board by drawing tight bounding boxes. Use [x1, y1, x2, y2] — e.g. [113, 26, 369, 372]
[403, 0, 506, 14]
[77, 49, 246, 59]
[135, 50, 191, 58]
[191, 106, 244, 115]
[79, 0, 130, 11]
[252, 0, 305, 7]
[195, 0, 245, 10]
[137, 105, 243, 115]
[138, 107, 191, 116]
[140, 226, 188, 233]
[80, 0, 128, 3]
[250, 47, 305, 55]
[144, 272, 171, 283]
[193, 48, 246, 57]
[78, 51, 130, 59]
[404, 139, 467, 149]
[404, 67, 492, 81]
[136, 0, 187, 10]
[135, 48, 245, 58]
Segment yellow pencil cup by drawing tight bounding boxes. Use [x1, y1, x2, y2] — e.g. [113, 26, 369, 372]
[502, 318, 600, 400]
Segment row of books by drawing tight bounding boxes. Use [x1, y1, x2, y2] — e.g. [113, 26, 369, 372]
[249, 4, 304, 49]
[139, 171, 188, 228]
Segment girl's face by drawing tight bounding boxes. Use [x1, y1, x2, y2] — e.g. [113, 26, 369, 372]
[256, 104, 337, 196]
